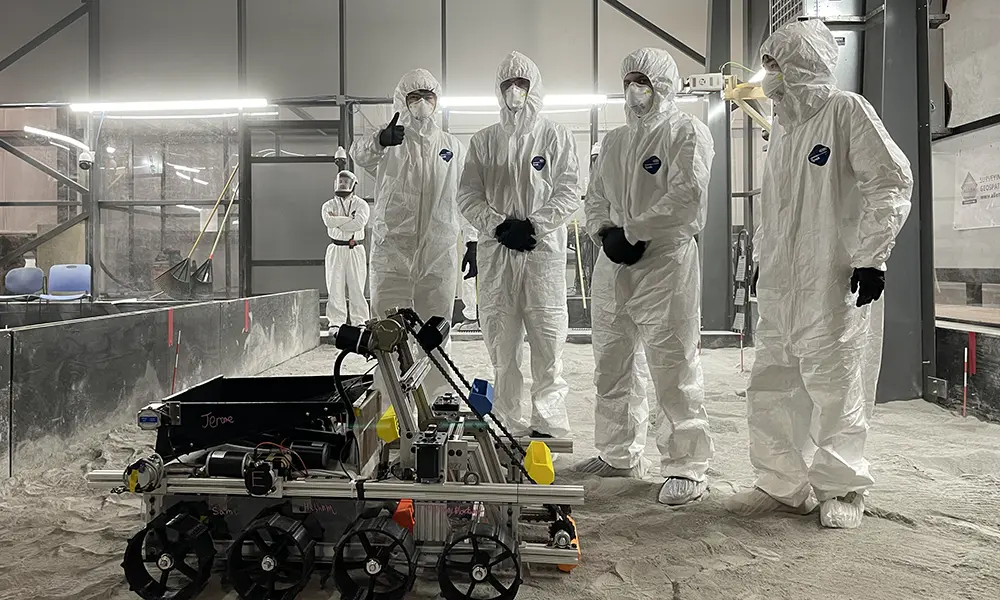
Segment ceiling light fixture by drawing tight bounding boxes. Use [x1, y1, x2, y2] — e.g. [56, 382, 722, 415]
[70, 98, 269, 113]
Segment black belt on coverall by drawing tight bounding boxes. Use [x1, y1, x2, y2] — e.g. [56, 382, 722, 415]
[331, 239, 359, 247]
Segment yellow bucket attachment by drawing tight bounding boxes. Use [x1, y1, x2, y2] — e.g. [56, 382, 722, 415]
[376, 405, 400, 443]
[523, 440, 554, 485]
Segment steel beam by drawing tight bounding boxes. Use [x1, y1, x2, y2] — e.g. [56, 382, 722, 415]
[237, 0, 247, 95]
[702, 0, 733, 331]
[87, 2, 102, 291]
[239, 123, 252, 296]
[867, 0, 929, 401]
[0, 211, 89, 268]
[590, 0, 600, 148]
[339, 0, 347, 96]
[0, 4, 89, 74]
[915, 1, 937, 398]
[85, 471, 587, 505]
[88, 0, 100, 97]
[0, 138, 88, 195]
[602, 0, 706, 65]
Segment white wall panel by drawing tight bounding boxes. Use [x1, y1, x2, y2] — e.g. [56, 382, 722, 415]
[0, 0, 88, 103]
[100, 0, 238, 100]
[245, 0, 339, 100]
[345, 0, 441, 98]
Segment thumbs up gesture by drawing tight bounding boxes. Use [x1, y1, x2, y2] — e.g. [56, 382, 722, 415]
[378, 112, 405, 147]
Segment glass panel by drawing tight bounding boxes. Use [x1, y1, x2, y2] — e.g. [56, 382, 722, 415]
[95, 115, 239, 298]
[932, 126, 1000, 325]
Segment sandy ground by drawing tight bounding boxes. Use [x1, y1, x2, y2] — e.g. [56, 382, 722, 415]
[2, 340, 999, 600]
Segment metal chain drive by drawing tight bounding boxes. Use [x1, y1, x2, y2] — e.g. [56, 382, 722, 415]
[399, 312, 539, 487]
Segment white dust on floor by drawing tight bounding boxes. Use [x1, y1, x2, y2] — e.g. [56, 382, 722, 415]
[2, 341, 999, 600]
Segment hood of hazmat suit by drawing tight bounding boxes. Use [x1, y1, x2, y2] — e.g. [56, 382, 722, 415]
[351, 68, 464, 324]
[584, 48, 715, 478]
[457, 51, 581, 437]
[747, 19, 913, 508]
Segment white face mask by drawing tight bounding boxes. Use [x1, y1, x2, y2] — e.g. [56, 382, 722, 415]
[762, 72, 785, 102]
[626, 82, 653, 116]
[407, 98, 435, 120]
[504, 85, 528, 111]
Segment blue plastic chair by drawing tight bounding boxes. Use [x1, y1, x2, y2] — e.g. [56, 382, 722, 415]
[40, 264, 92, 302]
[0, 267, 44, 300]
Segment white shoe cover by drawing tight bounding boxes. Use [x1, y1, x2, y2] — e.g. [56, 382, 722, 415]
[820, 492, 865, 529]
[572, 456, 649, 479]
[658, 477, 707, 505]
[723, 487, 818, 517]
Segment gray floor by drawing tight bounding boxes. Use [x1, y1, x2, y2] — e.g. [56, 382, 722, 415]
[1, 341, 999, 599]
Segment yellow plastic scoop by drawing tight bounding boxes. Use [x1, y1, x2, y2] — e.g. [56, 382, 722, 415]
[523, 440, 555, 485]
[376, 405, 400, 443]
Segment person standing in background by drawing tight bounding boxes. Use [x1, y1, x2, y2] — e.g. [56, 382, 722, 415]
[322, 170, 370, 327]
[458, 51, 581, 439]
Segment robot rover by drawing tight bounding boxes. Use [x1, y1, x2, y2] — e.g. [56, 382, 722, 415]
[87, 308, 583, 599]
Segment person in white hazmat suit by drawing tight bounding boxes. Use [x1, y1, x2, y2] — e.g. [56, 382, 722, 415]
[577, 47, 716, 506]
[322, 170, 370, 326]
[458, 51, 581, 438]
[352, 69, 464, 400]
[724, 20, 912, 529]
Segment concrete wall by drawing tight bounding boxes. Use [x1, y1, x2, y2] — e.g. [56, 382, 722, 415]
[0, 289, 318, 478]
[942, 0, 1000, 127]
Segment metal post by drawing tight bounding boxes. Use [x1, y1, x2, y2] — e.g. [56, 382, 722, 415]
[916, 2, 937, 398]
[339, 0, 347, 96]
[87, 0, 102, 295]
[742, 0, 756, 342]
[237, 0, 247, 95]
[238, 123, 252, 296]
[702, 0, 733, 331]
[867, 0, 929, 401]
[88, 0, 101, 97]
[440, 0, 449, 132]
[128, 140, 136, 284]
[590, 0, 599, 149]
[223, 135, 233, 297]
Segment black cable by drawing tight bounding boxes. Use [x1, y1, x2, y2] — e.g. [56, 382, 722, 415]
[333, 348, 356, 426]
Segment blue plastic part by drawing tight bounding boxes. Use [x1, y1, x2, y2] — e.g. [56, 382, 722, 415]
[469, 379, 495, 416]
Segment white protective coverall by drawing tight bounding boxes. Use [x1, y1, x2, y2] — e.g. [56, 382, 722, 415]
[352, 69, 464, 327]
[322, 171, 371, 326]
[458, 51, 581, 438]
[585, 48, 715, 480]
[748, 20, 912, 508]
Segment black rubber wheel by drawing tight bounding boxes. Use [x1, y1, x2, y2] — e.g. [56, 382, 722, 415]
[227, 513, 316, 600]
[121, 512, 216, 600]
[332, 516, 416, 600]
[437, 523, 521, 600]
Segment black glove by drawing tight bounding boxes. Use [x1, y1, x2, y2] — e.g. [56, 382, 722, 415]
[496, 218, 537, 252]
[750, 267, 759, 296]
[462, 241, 478, 280]
[850, 267, 885, 307]
[599, 227, 646, 265]
[378, 112, 405, 147]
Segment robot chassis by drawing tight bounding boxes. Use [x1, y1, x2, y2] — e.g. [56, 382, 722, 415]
[87, 308, 583, 600]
